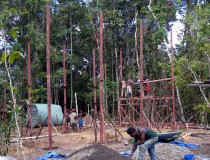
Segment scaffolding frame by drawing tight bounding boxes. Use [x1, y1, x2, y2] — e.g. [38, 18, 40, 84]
[118, 22, 177, 131]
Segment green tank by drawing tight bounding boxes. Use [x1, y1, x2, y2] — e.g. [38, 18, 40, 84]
[26, 104, 64, 128]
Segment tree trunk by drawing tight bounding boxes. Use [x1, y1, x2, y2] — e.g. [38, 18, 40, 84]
[135, 6, 139, 70]
[104, 63, 108, 115]
[176, 86, 186, 122]
[3, 34, 25, 159]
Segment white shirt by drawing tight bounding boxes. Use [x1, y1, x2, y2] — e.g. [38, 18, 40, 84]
[69, 112, 77, 123]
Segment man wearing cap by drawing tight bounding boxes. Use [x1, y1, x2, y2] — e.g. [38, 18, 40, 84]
[126, 127, 158, 160]
[69, 109, 77, 132]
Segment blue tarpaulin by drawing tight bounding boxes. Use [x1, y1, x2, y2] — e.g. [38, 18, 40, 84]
[35, 151, 68, 160]
[119, 146, 140, 157]
[119, 150, 131, 157]
[170, 140, 200, 148]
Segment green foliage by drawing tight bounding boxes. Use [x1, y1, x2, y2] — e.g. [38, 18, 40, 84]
[0, 120, 11, 156]
[1, 51, 24, 65]
[194, 104, 210, 113]
[52, 69, 63, 79]
[29, 85, 47, 103]
[0, 105, 23, 156]
[104, 79, 118, 96]
[8, 51, 24, 65]
[152, 27, 167, 45]
[10, 27, 20, 39]
[1, 52, 9, 64]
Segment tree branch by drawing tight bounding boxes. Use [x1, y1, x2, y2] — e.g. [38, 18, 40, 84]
[184, 56, 209, 107]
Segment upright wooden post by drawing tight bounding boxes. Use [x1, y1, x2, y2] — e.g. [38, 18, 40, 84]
[99, 12, 106, 143]
[27, 40, 32, 135]
[139, 19, 144, 127]
[93, 48, 97, 142]
[119, 49, 123, 126]
[75, 93, 78, 116]
[120, 49, 122, 82]
[46, 3, 52, 149]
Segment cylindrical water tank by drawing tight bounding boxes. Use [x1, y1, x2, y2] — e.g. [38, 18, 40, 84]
[26, 104, 64, 128]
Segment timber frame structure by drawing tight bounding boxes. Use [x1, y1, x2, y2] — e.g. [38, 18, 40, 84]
[118, 20, 177, 131]
[23, 12, 178, 149]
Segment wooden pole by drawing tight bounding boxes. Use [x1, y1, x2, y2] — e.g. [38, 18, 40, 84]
[46, 3, 52, 149]
[99, 12, 106, 143]
[170, 26, 176, 131]
[93, 48, 97, 142]
[120, 49, 122, 82]
[27, 40, 32, 136]
[75, 93, 78, 116]
[63, 41, 67, 133]
[139, 19, 144, 127]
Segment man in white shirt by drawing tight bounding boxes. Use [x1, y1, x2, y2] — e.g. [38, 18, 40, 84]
[69, 109, 77, 132]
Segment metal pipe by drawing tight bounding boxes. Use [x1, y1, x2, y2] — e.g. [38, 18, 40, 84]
[46, 3, 52, 149]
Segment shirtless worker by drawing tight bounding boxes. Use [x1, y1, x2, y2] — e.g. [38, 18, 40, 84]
[126, 127, 158, 160]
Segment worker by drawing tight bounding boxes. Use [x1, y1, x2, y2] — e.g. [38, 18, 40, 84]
[126, 127, 158, 160]
[69, 109, 77, 132]
[66, 111, 70, 130]
[126, 78, 133, 98]
[143, 77, 151, 96]
[121, 80, 127, 97]
[136, 77, 141, 96]
[78, 110, 85, 130]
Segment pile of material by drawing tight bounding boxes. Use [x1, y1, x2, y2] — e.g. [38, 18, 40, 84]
[65, 144, 130, 160]
[132, 143, 193, 160]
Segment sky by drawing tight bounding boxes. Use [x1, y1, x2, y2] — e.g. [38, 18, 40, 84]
[169, 11, 185, 48]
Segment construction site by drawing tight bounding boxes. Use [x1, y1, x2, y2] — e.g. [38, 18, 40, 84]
[1, 4, 210, 160]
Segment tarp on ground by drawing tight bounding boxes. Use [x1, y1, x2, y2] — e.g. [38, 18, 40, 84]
[35, 151, 68, 160]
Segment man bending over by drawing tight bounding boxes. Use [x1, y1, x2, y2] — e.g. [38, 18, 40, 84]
[127, 127, 158, 160]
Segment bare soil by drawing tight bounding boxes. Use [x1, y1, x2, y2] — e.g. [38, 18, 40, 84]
[7, 126, 210, 160]
[182, 129, 210, 158]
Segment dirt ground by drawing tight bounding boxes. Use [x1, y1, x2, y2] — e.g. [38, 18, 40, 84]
[7, 125, 210, 160]
[181, 129, 210, 159]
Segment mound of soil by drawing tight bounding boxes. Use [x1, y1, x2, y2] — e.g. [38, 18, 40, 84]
[65, 144, 129, 160]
